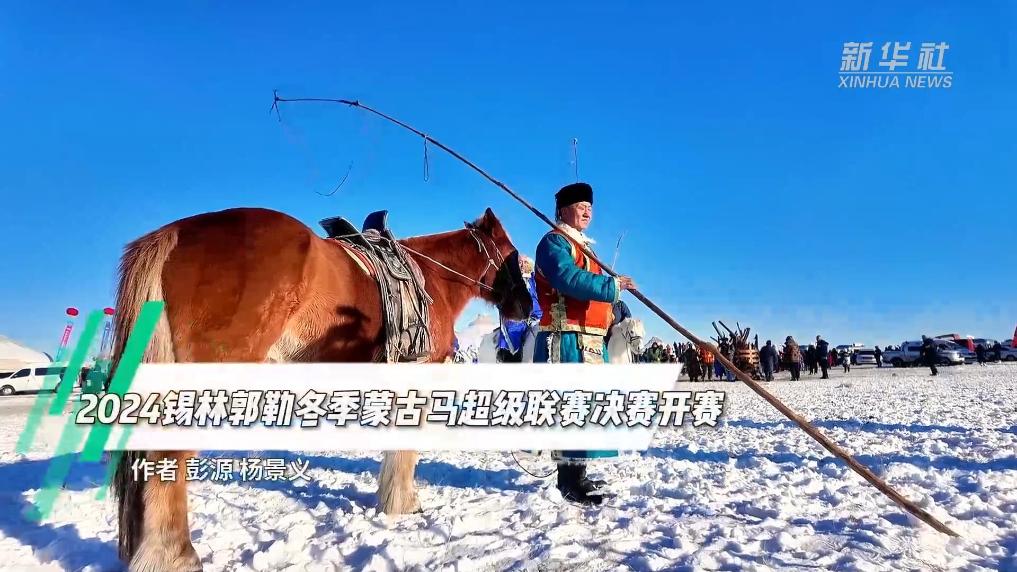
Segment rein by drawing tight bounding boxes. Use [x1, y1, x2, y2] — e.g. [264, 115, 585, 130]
[625, 330, 643, 359]
[400, 242, 494, 293]
[328, 229, 498, 293]
[402, 225, 506, 293]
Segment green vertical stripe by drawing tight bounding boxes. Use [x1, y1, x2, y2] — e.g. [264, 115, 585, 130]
[95, 429, 134, 501]
[27, 301, 163, 521]
[49, 310, 104, 415]
[28, 401, 89, 522]
[16, 311, 103, 455]
[80, 301, 163, 462]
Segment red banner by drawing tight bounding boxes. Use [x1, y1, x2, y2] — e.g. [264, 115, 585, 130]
[59, 323, 72, 348]
[54, 320, 75, 362]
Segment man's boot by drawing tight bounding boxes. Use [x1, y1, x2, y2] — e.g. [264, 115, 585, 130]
[556, 463, 605, 505]
[578, 464, 607, 491]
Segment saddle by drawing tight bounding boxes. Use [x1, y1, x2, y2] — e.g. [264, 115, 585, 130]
[320, 210, 433, 363]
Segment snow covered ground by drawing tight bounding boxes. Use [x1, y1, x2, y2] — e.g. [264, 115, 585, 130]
[1, 364, 1015, 571]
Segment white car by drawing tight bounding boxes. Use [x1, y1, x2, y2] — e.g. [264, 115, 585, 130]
[937, 341, 976, 364]
[998, 345, 1017, 362]
[883, 341, 964, 367]
[852, 349, 878, 365]
[0, 363, 68, 396]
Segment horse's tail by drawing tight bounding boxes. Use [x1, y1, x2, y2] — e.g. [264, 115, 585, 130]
[111, 224, 179, 562]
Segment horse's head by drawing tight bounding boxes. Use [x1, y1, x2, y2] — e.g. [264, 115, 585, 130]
[621, 318, 646, 356]
[466, 208, 532, 321]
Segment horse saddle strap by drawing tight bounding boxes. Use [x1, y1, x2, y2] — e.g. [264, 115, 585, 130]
[333, 225, 432, 363]
[359, 229, 414, 281]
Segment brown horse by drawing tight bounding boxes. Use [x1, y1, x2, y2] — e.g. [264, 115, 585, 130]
[110, 206, 532, 571]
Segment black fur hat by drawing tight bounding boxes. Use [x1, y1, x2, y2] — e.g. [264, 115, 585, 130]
[555, 182, 593, 211]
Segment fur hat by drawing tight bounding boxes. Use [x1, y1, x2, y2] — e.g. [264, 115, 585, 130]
[555, 182, 593, 211]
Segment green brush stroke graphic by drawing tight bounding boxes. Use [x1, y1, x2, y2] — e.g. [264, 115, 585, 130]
[95, 428, 134, 501]
[16, 311, 103, 455]
[49, 311, 104, 415]
[82, 300, 163, 462]
[24, 301, 162, 521]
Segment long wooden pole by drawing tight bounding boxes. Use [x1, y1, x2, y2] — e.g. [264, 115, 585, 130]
[271, 93, 960, 537]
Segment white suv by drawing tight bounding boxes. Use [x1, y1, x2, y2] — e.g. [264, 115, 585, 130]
[0, 363, 69, 396]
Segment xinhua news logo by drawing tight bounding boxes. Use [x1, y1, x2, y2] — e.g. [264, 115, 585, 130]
[839, 41, 952, 89]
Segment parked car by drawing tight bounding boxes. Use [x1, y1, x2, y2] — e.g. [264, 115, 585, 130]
[882, 341, 964, 367]
[996, 345, 1017, 362]
[853, 349, 878, 365]
[937, 341, 976, 364]
[0, 363, 68, 396]
[835, 344, 865, 356]
[981, 340, 1017, 362]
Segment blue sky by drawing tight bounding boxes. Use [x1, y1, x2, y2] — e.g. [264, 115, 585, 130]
[1, 2, 1015, 356]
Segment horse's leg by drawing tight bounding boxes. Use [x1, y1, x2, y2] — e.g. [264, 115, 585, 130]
[119, 451, 201, 572]
[378, 450, 421, 514]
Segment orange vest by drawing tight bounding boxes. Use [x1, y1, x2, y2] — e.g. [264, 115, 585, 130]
[699, 346, 715, 365]
[535, 231, 613, 336]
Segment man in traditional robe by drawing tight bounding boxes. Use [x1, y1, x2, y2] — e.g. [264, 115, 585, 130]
[533, 182, 637, 505]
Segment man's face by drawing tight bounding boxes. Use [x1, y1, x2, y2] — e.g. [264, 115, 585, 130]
[560, 201, 593, 231]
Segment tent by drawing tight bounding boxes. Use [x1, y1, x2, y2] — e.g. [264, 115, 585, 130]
[0, 335, 51, 371]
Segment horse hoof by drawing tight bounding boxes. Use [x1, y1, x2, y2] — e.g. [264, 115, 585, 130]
[129, 539, 203, 572]
[377, 493, 421, 515]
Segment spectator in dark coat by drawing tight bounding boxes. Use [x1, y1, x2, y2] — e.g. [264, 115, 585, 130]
[976, 344, 986, 366]
[612, 300, 632, 324]
[759, 340, 779, 381]
[920, 336, 939, 376]
[783, 336, 802, 380]
[992, 341, 1004, 362]
[717, 338, 735, 381]
[815, 336, 830, 379]
[683, 346, 702, 381]
[874, 346, 883, 368]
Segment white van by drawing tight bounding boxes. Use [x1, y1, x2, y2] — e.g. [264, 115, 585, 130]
[0, 363, 69, 395]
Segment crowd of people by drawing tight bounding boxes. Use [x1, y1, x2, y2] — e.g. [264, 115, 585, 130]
[639, 335, 879, 381]
[639, 336, 818, 380]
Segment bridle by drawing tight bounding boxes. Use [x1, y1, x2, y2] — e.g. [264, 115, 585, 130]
[398, 223, 514, 294]
[625, 329, 644, 353]
[615, 319, 643, 359]
[465, 223, 506, 289]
